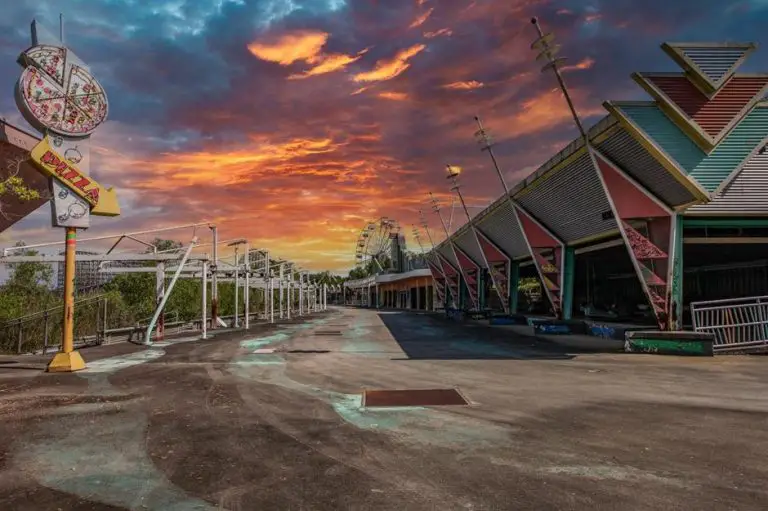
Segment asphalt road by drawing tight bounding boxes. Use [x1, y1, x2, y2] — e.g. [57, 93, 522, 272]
[1, 307, 767, 510]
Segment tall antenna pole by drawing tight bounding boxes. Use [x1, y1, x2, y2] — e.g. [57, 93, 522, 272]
[429, 192, 452, 240]
[474, 116, 564, 318]
[411, 225, 426, 254]
[429, 192, 478, 311]
[418, 210, 452, 309]
[418, 209, 438, 250]
[474, 116, 511, 194]
[59, 14, 64, 43]
[530, 17, 587, 141]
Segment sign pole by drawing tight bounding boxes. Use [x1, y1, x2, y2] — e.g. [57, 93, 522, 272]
[47, 227, 85, 371]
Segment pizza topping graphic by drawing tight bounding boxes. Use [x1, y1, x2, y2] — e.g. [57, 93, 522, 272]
[17, 45, 108, 136]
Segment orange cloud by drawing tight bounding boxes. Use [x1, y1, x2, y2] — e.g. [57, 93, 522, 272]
[561, 57, 595, 72]
[249, 30, 364, 79]
[442, 80, 484, 90]
[584, 13, 603, 23]
[289, 49, 369, 79]
[409, 7, 434, 28]
[497, 88, 604, 138]
[378, 92, 408, 100]
[135, 138, 340, 189]
[424, 28, 452, 38]
[352, 44, 426, 83]
[247, 30, 328, 65]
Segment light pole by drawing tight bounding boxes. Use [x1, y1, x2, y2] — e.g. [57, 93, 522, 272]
[244, 242, 250, 329]
[429, 192, 479, 311]
[227, 239, 247, 328]
[445, 165, 509, 314]
[279, 263, 285, 319]
[263, 250, 270, 322]
[209, 225, 219, 328]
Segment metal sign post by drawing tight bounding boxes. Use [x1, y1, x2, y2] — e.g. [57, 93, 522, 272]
[15, 19, 120, 372]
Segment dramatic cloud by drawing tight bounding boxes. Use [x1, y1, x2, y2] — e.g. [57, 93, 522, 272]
[0, 0, 762, 271]
[442, 80, 485, 90]
[424, 28, 453, 38]
[248, 30, 366, 80]
[247, 30, 329, 65]
[378, 91, 409, 100]
[352, 44, 427, 83]
[561, 57, 596, 72]
[409, 8, 434, 28]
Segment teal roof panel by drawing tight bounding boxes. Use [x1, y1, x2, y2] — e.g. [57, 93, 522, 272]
[619, 103, 768, 192]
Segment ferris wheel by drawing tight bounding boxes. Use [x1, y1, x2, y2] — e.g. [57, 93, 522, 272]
[354, 217, 399, 274]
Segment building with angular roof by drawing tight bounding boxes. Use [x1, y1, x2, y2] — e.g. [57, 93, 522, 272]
[426, 41, 768, 331]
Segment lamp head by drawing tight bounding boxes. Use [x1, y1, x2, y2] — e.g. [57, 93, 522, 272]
[445, 164, 462, 179]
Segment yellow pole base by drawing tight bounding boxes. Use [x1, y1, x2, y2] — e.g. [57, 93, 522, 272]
[46, 351, 87, 372]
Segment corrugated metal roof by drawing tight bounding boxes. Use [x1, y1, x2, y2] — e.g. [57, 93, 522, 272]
[475, 200, 529, 259]
[618, 102, 768, 191]
[433, 115, 618, 252]
[678, 46, 750, 84]
[437, 243, 458, 269]
[453, 228, 485, 266]
[617, 103, 707, 174]
[691, 105, 768, 190]
[595, 126, 696, 207]
[646, 75, 768, 138]
[687, 146, 768, 214]
[516, 153, 616, 243]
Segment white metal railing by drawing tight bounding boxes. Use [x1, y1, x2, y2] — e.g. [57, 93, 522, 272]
[691, 295, 768, 352]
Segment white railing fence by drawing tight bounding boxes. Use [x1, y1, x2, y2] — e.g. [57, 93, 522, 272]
[691, 295, 768, 352]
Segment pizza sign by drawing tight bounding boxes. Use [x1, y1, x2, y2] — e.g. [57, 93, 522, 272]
[29, 135, 120, 216]
[38, 149, 99, 204]
[15, 44, 108, 137]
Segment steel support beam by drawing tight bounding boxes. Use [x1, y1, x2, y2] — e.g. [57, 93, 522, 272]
[589, 147, 682, 330]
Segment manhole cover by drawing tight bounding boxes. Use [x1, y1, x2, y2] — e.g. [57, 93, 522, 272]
[315, 331, 342, 336]
[362, 388, 468, 407]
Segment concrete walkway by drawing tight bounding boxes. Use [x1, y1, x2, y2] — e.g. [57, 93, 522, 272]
[1, 308, 767, 510]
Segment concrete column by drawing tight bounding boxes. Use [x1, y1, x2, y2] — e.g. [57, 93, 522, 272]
[155, 261, 165, 340]
[510, 262, 520, 314]
[668, 213, 684, 330]
[562, 247, 576, 320]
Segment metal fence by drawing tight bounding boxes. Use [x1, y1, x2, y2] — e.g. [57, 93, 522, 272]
[691, 295, 768, 353]
[0, 294, 133, 354]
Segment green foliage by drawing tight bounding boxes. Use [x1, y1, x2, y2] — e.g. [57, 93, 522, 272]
[0, 175, 40, 201]
[0, 243, 55, 323]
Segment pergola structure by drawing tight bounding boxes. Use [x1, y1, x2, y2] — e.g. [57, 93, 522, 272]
[0, 223, 329, 345]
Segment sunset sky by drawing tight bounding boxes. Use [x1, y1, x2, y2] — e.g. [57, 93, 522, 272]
[0, 0, 766, 271]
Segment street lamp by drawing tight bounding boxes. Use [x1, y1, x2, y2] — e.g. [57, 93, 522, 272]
[227, 238, 247, 328]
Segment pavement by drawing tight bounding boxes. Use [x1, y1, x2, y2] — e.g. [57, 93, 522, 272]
[1, 307, 767, 510]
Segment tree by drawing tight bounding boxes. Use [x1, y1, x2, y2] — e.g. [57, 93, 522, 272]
[0, 153, 43, 220]
[6, 241, 52, 289]
[0, 241, 55, 322]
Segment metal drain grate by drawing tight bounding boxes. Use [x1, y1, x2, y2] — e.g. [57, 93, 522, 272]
[362, 388, 468, 407]
[315, 330, 342, 336]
